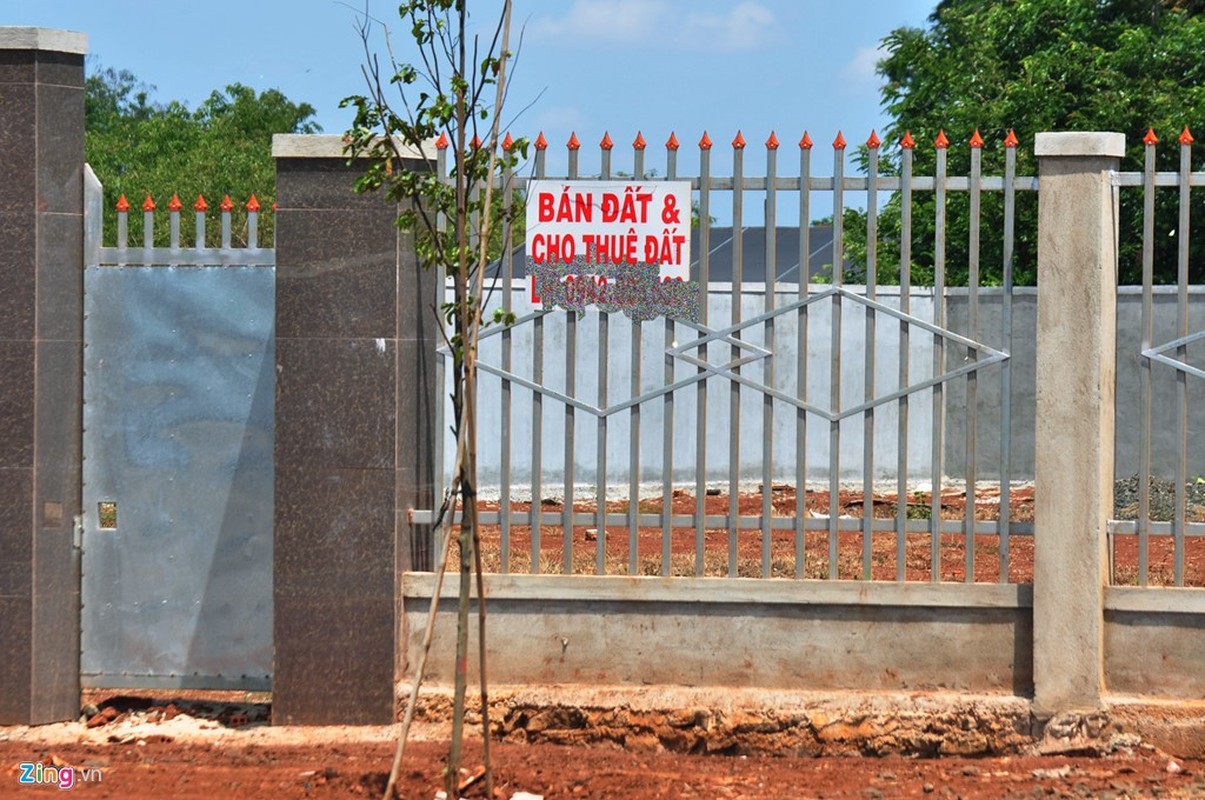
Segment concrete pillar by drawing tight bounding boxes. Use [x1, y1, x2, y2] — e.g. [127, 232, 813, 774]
[0, 28, 87, 725]
[1033, 132, 1124, 715]
[271, 135, 435, 724]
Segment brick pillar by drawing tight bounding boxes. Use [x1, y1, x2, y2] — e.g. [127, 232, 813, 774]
[0, 28, 87, 725]
[271, 135, 435, 724]
[1033, 132, 1123, 715]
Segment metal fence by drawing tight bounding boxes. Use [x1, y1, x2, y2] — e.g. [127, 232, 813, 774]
[418, 130, 1039, 584]
[1109, 128, 1205, 587]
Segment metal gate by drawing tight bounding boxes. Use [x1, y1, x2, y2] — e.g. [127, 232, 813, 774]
[81, 173, 275, 689]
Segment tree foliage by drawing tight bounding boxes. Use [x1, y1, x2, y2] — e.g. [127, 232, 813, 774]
[85, 62, 321, 247]
[855, 0, 1205, 285]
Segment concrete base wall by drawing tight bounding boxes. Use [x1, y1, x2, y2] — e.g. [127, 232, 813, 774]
[1104, 588, 1205, 698]
[402, 574, 1034, 694]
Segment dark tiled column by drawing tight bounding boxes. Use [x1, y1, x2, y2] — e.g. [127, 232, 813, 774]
[272, 136, 435, 725]
[0, 28, 87, 725]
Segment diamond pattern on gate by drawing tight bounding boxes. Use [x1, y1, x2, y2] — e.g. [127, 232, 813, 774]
[666, 286, 1009, 422]
[457, 285, 1009, 420]
[1143, 330, 1205, 381]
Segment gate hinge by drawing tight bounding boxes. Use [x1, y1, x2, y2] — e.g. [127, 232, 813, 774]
[73, 514, 85, 550]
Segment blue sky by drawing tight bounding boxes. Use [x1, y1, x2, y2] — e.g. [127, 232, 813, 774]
[12, 1, 936, 217]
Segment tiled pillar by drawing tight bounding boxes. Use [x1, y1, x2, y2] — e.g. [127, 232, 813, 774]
[0, 26, 87, 722]
[0, 28, 87, 725]
[271, 135, 436, 724]
[1032, 132, 1123, 715]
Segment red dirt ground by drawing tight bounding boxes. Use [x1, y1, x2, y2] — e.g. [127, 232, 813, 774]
[5, 732, 1205, 799]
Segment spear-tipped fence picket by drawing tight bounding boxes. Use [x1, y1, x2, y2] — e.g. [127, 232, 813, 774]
[95, 191, 274, 267]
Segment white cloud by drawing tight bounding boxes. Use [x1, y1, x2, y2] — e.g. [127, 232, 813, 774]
[530, 0, 775, 52]
[841, 43, 888, 87]
[683, 2, 776, 52]
[529, 0, 667, 46]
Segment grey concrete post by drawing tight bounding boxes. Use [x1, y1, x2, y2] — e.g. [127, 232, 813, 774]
[271, 135, 436, 724]
[1033, 132, 1124, 716]
[0, 28, 87, 725]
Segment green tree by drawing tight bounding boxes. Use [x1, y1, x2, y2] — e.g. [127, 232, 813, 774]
[854, 0, 1205, 286]
[85, 62, 321, 248]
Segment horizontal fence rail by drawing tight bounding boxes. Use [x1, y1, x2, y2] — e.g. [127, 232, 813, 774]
[416, 129, 1038, 584]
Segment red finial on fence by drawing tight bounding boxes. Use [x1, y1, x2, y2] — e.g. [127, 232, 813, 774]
[633, 131, 647, 150]
[501, 132, 514, 151]
[1003, 129, 1019, 148]
[435, 132, 449, 150]
[765, 131, 779, 150]
[470, 134, 483, 150]
[142, 195, 155, 212]
[246, 194, 260, 212]
[731, 131, 746, 149]
[699, 131, 713, 150]
[970, 128, 984, 148]
[799, 131, 813, 149]
[1143, 128, 1159, 146]
[866, 130, 881, 149]
[599, 132, 614, 151]
[115, 194, 130, 212]
[194, 194, 208, 212]
[534, 132, 548, 150]
[271, 202, 277, 212]
[900, 131, 915, 149]
[666, 131, 679, 151]
[167, 193, 183, 212]
[566, 132, 580, 151]
[832, 131, 847, 150]
[219, 195, 234, 213]
[1180, 125, 1194, 145]
[935, 130, 950, 149]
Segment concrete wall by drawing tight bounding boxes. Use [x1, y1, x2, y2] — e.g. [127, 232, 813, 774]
[404, 574, 1033, 694]
[946, 286, 1205, 481]
[464, 282, 1205, 492]
[467, 283, 939, 492]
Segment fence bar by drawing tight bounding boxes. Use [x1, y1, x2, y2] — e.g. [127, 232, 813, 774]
[796, 134, 812, 579]
[1174, 130, 1191, 586]
[563, 137, 580, 574]
[246, 196, 259, 250]
[729, 133, 746, 577]
[531, 139, 547, 574]
[143, 196, 154, 250]
[433, 143, 448, 572]
[862, 133, 879, 580]
[964, 134, 982, 583]
[895, 134, 914, 581]
[999, 132, 1017, 583]
[168, 194, 181, 251]
[220, 196, 232, 249]
[930, 134, 949, 581]
[597, 135, 613, 575]
[828, 134, 846, 580]
[1138, 131, 1157, 586]
[762, 133, 778, 578]
[663, 135, 680, 576]
[695, 134, 712, 576]
[500, 154, 514, 573]
[628, 135, 646, 575]
[194, 196, 207, 249]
